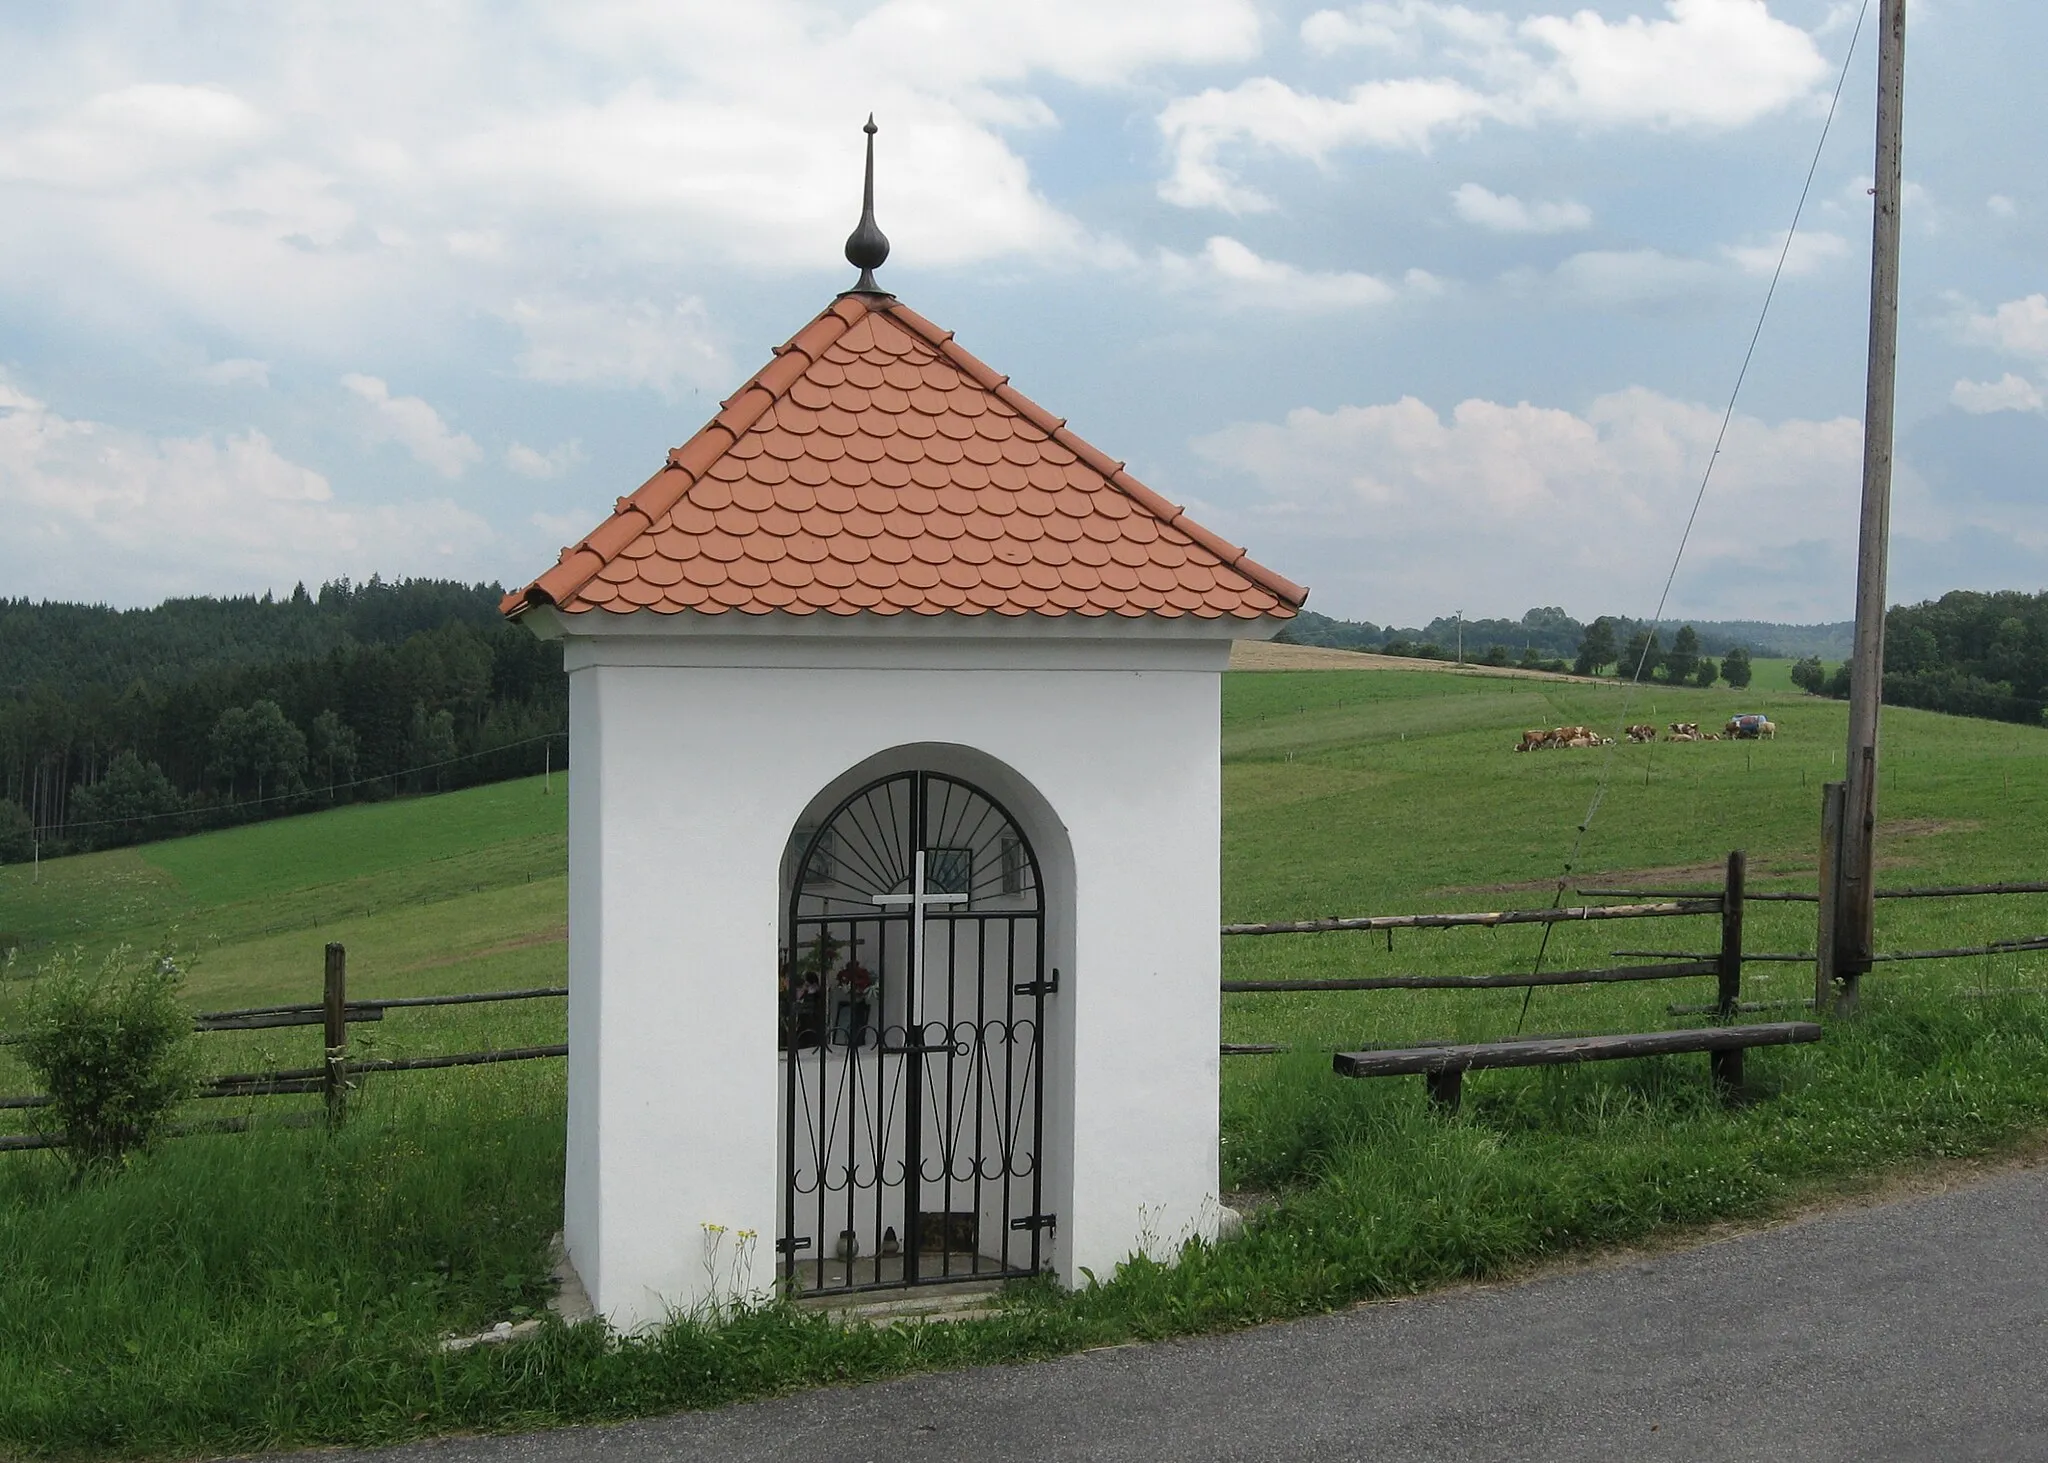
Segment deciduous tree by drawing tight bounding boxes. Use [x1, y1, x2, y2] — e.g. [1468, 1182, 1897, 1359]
[1574, 618, 1618, 676]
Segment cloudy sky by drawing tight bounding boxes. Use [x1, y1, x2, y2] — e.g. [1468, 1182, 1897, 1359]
[1, 0, 2041, 624]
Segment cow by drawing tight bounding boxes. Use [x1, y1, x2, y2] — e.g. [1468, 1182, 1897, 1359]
[1626, 724, 1656, 743]
[1515, 725, 1602, 751]
[1726, 715, 1777, 740]
[1666, 722, 1701, 741]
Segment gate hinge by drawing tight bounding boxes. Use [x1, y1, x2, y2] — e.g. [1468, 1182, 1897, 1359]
[1013, 967, 1061, 997]
[1009, 1212, 1057, 1234]
[776, 1235, 812, 1255]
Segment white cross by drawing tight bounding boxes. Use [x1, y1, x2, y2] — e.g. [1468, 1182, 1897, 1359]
[872, 849, 968, 1017]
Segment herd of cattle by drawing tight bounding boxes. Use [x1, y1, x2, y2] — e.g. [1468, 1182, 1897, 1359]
[1515, 715, 1778, 751]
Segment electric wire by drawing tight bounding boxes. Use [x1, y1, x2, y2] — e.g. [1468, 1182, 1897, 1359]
[1515, 0, 1873, 1032]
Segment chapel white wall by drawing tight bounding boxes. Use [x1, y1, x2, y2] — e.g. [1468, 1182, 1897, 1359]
[563, 639, 1228, 1331]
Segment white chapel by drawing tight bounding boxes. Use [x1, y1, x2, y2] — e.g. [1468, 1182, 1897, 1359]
[503, 125, 1307, 1330]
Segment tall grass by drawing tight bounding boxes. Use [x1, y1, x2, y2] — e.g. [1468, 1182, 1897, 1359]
[0, 1063, 564, 1453]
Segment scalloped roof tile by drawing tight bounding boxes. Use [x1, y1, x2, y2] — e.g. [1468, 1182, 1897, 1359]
[502, 292, 1306, 623]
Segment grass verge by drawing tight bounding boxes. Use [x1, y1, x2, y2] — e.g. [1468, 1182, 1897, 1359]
[6, 974, 2048, 1458]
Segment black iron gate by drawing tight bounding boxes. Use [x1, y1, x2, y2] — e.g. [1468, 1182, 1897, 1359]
[781, 771, 1051, 1294]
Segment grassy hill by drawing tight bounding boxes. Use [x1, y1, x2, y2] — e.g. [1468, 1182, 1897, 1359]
[5, 663, 2044, 1075]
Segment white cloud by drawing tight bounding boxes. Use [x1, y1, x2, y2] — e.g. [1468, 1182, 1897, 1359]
[1988, 194, 2017, 218]
[1952, 374, 2045, 416]
[1193, 384, 1866, 621]
[507, 296, 731, 397]
[0, 84, 267, 189]
[1960, 294, 2048, 360]
[0, 0, 1260, 382]
[340, 374, 482, 478]
[1515, 0, 1826, 129]
[1159, 77, 1490, 211]
[1451, 183, 1590, 234]
[1167, 0, 1826, 211]
[1722, 228, 1850, 277]
[505, 439, 587, 479]
[0, 381, 492, 603]
[1158, 236, 1405, 310]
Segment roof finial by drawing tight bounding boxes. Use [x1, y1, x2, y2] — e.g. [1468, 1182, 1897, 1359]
[843, 114, 890, 294]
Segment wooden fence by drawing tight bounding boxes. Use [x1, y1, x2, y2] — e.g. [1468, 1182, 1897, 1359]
[9, 870, 2044, 1142]
[1220, 853, 2048, 1052]
[0, 942, 565, 1153]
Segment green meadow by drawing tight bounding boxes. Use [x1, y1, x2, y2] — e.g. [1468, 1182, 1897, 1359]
[3, 666, 2047, 1457]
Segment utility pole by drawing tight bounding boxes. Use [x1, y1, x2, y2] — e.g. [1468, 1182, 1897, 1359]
[1825, 0, 1906, 1013]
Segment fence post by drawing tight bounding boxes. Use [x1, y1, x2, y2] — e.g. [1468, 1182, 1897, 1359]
[1717, 849, 1746, 1019]
[323, 943, 348, 1127]
[1816, 782, 1847, 1013]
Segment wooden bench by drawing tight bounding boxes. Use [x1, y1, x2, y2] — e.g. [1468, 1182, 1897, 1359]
[1332, 1021, 1822, 1110]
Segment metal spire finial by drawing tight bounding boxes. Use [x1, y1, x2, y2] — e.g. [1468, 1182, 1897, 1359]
[843, 114, 890, 293]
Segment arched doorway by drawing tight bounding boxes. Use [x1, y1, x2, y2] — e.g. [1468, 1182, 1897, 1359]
[781, 770, 1052, 1294]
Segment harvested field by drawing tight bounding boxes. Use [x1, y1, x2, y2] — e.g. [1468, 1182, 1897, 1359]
[1229, 640, 1597, 680]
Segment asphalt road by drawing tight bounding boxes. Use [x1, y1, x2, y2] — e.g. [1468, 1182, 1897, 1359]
[331, 1165, 2048, 1463]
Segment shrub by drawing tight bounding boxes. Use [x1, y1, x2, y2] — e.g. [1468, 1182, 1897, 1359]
[68, 751, 184, 850]
[18, 946, 201, 1178]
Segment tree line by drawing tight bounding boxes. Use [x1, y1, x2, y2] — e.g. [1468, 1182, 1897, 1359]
[1568, 620, 1754, 689]
[1280, 606, 1852, 663]
[0, 578, 565, 863]
[1784, 590, 2048, 727]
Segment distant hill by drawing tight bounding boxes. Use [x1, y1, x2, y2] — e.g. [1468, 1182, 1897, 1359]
[1279, 608, 1854, 662]
[0, 578, 562, 862]
[0, 577, 507, 697]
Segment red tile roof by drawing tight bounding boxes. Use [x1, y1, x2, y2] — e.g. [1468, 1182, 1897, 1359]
[502, 292, 1306, 622]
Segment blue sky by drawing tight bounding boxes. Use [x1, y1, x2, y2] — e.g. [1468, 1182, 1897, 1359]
[1, 0, 2041, 625]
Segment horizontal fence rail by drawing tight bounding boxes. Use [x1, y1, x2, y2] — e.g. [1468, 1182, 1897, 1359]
[1221, 857, 1748, 1059]
[1579, 881, 2048, 904]
[1, 986, 571, 1043]
[1618, 935, 2048, 967]
[1221, 900, 1722, 938]
[1222, 961, 1718, 994]
[1222, 854, 2048, 1063]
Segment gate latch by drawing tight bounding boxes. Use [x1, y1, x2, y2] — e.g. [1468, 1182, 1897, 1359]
[776, 1235, 813, 1255]
[1013, 967, 1061, 998]
[1009, 1212, 1057, 1235]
